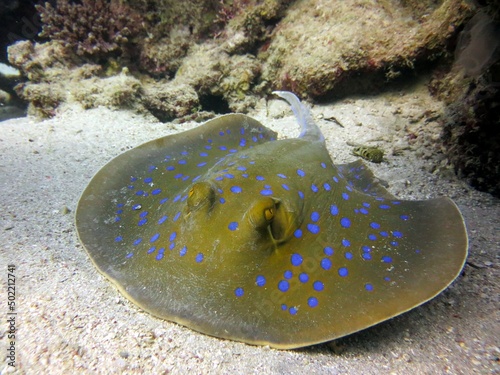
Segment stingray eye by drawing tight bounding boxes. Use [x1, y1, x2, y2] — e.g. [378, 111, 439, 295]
[187, 181, 215, 210]
[248, 198, 298, 244]
[264, 207, 275, 221]
[248, 198, 277, 228]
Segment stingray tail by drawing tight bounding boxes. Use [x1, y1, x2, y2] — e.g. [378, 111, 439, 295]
[273, 91, 325, 143]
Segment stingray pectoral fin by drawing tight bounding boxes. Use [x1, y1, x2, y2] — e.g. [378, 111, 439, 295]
[75, 113, 276, 280]
[300, 196, 469, 349]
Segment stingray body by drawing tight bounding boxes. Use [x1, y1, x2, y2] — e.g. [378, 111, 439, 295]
[76, 92, 468, 349]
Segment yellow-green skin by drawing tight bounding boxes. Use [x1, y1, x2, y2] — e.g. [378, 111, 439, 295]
[76, 93, 468, 349]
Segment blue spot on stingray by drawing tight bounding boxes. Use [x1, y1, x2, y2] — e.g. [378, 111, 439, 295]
[308, 297, 319, 308]
[379, 204, 391, 210]
[220, 197, 226, 204]
[365, 283, 374, 292]
[298, 191, 304, 199]
[256, 175, 265, 181]
[311, 212, 320, 222]
[159, 198, 168, 204]
[324, 246, 334, 256]
[150, 233, 160, 243]
[362, 253, 372, 260]
[139, 211, 148, 218]
[228, 222, 239, 231]
[321, 162, 327, 168]
[115, 236, 123, 242]
[297, 169, 306, 177]
[169, 242, 175, 250]
[294, 229, 303, 238]
[144, 177, 153, 183]
[342, 192, 349, 200]
[178, 160, 187, 165]
[368, 234, 377, 241]
[133, 238, 142, 246]
[234, 287, 244, 297]
[219, 146, 227, 151]
[138, 218, 147, 226]
[313, 281, 324, 291]
[169, 232, 177, 242]
[179, 246, 187, 257]
[342, 239, 351, 247]
[284, 270, 293, 279]
[260, 189, 273, 196]
[173, 194, 182, 203]
[363, 202, 370, 208]
[333, 176, 339, 183]
[360, 208, 369, 215]
[130, 177, 137, 182]
[393, 231, 403, 238]
[299, 273, 309, 283]
[307, 224, 320, 234]
[391, 241, 399, 247]
[135, 190, 145, 196]
[330, 205, 339, 216]
[242, 174, 248, 178]
[200, 152, 208, 157]
[237, 166, 247, 171]
[215, 176, 224, 181]
[156, 248, 165, 261]
[174, 173, 183, 179]
[147, 246, 156, 254]
[400, 214, 409, 221]
[152, 188, 162, 195]
[362, 245, 371, 252]
[291, 253, 303, 267]
[346, 185, 353, 192]
[180, 151, 189, 156]
[323, 183, 331, 191]
[277, 173, 287, 179]
[370, 222, 380, 229]
[197, 162, 207, 167]
[282, 184, 290, 191]
[338, 267, 348, 277]
[278, 280, 290, 292]
[281, 304, 287, 311]
[196, 253, 204, 263]
[340, 217, 351, 228]
[256, 275, 266, 287]
[115, 217, 121, 222]
[311, 184, 319, 193]
[230, 186, 242, 194]
[382, 256, 393, 263]
[225, 173, 235, 179]
[289, 307, 298, 315]
[345, 252, 353, 260]
[239, 139, 246, 147]
[380, 231, 389, 237]
[321, 258, 332, 270]
[173, 212, 181, 222]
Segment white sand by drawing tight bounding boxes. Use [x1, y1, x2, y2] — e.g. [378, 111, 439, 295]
[1, 80, 498, 374]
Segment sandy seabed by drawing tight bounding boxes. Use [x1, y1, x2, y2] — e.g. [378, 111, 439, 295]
[0, 80, 498, 374]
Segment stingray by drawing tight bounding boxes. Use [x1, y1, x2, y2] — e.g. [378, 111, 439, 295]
[76, 91, 468, 349]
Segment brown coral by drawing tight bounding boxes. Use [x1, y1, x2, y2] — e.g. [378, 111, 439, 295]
[35, 0, 144, 61]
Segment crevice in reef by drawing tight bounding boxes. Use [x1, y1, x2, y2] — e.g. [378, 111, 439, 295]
[199, 93, 231, 114]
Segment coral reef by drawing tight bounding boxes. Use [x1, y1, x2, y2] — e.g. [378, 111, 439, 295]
[431, 9, 500, 197]
[260, 0, 474, 99]
[35, 0, 145, 62]
[8, 0, 477, 117]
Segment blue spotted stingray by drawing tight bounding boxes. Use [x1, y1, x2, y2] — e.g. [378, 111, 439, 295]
[76, 91, 468, 349]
